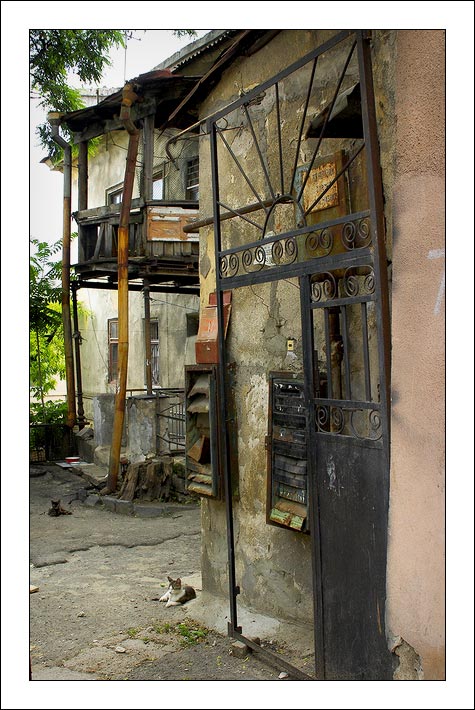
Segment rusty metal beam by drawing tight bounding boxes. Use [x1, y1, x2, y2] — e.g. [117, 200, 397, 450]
[49, 114, 76, 428]
[143, 280, 153, 395]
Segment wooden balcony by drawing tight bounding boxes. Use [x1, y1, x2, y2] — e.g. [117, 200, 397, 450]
[74, 199, 200, 287]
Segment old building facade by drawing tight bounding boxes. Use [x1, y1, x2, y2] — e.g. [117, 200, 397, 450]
[59, 29, 445, 679]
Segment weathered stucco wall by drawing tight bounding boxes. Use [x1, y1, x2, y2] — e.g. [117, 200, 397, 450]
[71, 131, 199, 427]
[196, 28, 444, 678]
[197, 30, 395, 627]
[386, 30, 445, 680]
[77, 288, 198, 424]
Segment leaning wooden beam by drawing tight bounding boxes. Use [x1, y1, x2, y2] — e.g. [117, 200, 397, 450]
[104, 84, 140, 494]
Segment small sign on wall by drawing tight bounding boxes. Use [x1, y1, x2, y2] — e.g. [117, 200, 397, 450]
[303, 160, 340, 212]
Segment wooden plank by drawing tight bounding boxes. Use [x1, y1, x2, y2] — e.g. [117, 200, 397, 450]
[187, 481, 213, 496]
[93, 222, 105, 260]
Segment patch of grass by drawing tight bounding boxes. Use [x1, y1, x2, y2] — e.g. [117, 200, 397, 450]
[176, 622, 208, 646]
[153, 621, 173, 634]
[127, 627, 140, 638]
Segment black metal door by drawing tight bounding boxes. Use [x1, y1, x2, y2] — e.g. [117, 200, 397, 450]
[300, 262, 392, 679]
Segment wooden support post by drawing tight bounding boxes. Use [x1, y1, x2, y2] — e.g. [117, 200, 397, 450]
[105, 126, 140, 493]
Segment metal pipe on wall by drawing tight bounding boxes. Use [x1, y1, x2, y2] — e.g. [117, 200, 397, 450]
[71, 282, 86, 429]
[48, 113, 76, 429]
[105, 84, 140, 493]
[143, 280, 153, 395]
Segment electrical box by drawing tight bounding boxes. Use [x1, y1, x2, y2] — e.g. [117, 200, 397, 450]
[266, 372, 309, 533]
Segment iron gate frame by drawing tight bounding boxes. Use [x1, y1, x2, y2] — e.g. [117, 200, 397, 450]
[207, 29, 391, 680]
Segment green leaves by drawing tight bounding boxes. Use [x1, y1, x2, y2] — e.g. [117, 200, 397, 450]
[30, 30, 126, 158]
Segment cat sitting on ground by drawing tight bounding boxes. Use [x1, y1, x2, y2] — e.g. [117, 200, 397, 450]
[156, 576, 196, 607]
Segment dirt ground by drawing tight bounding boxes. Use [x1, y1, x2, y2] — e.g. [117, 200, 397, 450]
[28, 464, 299, 683]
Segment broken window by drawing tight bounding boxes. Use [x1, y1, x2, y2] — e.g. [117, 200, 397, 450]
[108, 319, 118, 383]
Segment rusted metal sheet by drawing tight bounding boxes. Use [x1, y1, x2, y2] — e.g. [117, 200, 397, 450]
[195, 292, 232, 364]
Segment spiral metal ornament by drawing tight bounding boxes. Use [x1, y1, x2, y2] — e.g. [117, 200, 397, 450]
[319, 227, 333, 255]
[348, 408, 382, 440]
[316, 405, 330, 430]
[312, 271, 337, 302]
[343, 270, 360, 297]
[221, 253, 239, 278]
[305, 231, 320, 256]
[364, 269, 375, 294]
[284, 237, 297, 263]
[342, 220, 357, 250]
[331, 406, 345, 433]
[357, 217, 371, 247]
[369, 409, 382, 437]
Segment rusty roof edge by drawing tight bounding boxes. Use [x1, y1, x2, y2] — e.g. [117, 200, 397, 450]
[154, 30, 237, 72]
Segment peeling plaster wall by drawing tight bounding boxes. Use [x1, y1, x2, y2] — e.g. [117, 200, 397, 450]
[386, 30, 445, 680]
[198, 30, 335, 625]
[196, 29, 444, 676]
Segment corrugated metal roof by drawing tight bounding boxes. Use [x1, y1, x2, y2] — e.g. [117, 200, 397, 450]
[154, 30, 237, 72]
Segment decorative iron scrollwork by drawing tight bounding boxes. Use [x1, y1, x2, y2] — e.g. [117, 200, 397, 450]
[218, 215, 373, 280]
[311, 272, 338, 303]
[341, 217, 372, 250]
[316, 403, 382, 441]
[342, 265, 375, 298]
[305, 227, 334, 257]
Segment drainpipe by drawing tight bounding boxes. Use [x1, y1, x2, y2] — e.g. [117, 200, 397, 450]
[104, 84, 140, 493]
[71, 282, 86, 429]
[48, 113, 76, 429]
[143, 279, 153, 395]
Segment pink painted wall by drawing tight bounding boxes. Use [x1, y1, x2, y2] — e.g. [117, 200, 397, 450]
[386, 30, 445, 679]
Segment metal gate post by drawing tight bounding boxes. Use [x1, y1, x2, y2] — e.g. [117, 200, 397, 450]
[300, 274, 326, 680]
[357, 30, 392, 452]
[209, 121, 241, 635]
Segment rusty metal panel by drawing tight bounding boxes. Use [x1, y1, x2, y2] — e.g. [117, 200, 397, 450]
[195, 292, 232, 364]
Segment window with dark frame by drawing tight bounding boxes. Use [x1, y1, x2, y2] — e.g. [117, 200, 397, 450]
[186, 157, 199, 201]
[108, 319, 119, 382]
[107, 187, 123, 205]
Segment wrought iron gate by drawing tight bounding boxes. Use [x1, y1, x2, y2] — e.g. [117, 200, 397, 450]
[208, 30, 392, 679]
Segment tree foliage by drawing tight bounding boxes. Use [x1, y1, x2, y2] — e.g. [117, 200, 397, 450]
[30, 30, 126, 159]
[30, 237, 64, 404]
[30, 29, 197, 160]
